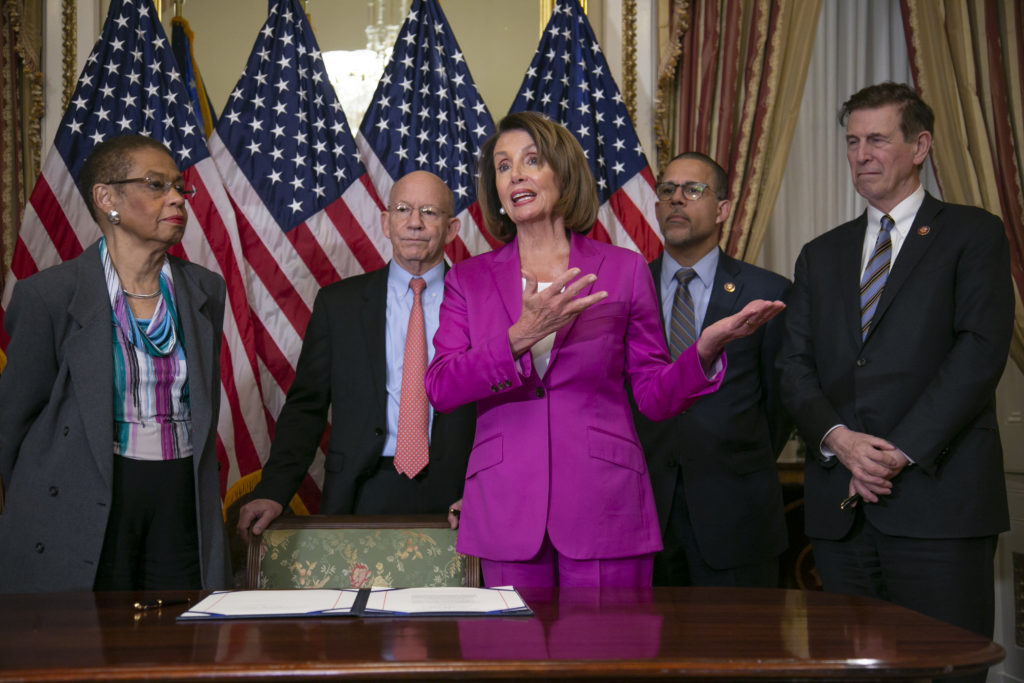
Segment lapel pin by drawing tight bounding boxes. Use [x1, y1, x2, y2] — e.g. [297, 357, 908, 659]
[723, 282, 736, 293]
[917, 226, 930, 236]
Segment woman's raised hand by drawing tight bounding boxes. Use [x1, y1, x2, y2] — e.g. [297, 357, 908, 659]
[695, 299, 786, 370]
[508, 267, 608, 358]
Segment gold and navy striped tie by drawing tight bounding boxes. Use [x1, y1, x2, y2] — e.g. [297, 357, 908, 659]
[669, 268, 698, 359]
[859, 214, 894, 339]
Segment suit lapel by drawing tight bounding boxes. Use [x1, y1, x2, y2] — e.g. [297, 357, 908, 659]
[704, 251, 745, 325]
[65, 244, 116, 488]
[172, 260, 214, 472]
[551, 232, 604, 369]
[483, 239, 523, 333]
[361, 268, 389, 419]
[867, 193, 942, 338]
[840, 214, 869, 347]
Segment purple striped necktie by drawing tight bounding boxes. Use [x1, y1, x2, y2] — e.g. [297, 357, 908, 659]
[860, 214, 895, 339]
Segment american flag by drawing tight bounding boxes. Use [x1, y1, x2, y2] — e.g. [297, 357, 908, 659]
[0, 0, 270, 496]
[356, 0, 498, 262]
[509, 0, 662, 260]
[171, 15, 218, 138]
[208, 0, 384, 511]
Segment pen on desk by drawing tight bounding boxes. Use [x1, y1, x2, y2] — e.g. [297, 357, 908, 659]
[133, 598, 190, 611]
[839, 493, 861, 511]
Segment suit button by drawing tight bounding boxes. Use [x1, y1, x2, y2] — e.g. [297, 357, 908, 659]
[374, 427, 384, 436]
[535, 387, 545, 398]
[63, 426, 70, 437]
[35, 543, 44, 553]
[855, 358, 867, 367]
[48, 486, 59, 497]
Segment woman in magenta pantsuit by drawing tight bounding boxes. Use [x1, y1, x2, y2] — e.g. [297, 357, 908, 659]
[425, 113, 782, 587]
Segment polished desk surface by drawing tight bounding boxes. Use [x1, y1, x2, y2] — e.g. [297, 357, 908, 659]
[0, 587, 1002, 681]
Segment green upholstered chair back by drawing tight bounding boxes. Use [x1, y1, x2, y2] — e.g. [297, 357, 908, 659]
[246, 515, 480, 589]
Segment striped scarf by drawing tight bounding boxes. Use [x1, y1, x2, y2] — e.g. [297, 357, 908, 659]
[100, 237, 180, 357]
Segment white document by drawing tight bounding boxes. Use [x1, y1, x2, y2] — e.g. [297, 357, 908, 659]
[362, 586, 529, 615]
[178, 589, 358, 619]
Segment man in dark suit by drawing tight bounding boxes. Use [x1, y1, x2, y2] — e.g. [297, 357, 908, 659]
[239, 171, 475, 539]
[635, 152, 790, 587]
[779, 83, 1012, 649]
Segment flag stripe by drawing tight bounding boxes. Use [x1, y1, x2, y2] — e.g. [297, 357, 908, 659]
[285, 223, 341, 288]
[589, 218, 613, 245]
[29, 180, 84, 266]
[251, 312, 297, 401]
[214, 337, 264, 480]
[444, 235, 472, 264]
[321, 198, 388, 272]
[465, 202, 503, 251]
[235, 209, 312, 340]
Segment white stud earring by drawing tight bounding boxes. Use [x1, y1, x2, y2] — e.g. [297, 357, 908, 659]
[106, 209, 121, 225]
[498, 207, 506, 216]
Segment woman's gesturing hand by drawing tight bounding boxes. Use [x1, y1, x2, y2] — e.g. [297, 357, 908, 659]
[695, 299, 786, 371]
[508, 267, 608, 358]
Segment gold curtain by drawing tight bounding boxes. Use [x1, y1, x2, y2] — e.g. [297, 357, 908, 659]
[901, 0, 1024, 373]
[0, 0, 43, 285]
[656, 0, 820, 262]
[0, 0, 43, 373]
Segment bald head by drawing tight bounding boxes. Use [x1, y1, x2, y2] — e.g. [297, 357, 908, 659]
[389, 171, 455, 215]
[381, 170, 461, 275]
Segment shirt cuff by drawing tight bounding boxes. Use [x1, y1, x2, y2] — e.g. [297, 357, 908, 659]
[820, 425, 914, 465]
[704, 354, 724, 381]
[819, 424, 844, 459]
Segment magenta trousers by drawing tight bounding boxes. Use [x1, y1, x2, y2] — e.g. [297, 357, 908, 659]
[480, 534, 654, 588]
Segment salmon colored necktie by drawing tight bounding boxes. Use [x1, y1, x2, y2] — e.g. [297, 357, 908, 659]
[394, 277, 429, 478]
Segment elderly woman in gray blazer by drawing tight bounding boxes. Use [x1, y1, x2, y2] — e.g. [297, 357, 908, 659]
[0, 134, 231, 592]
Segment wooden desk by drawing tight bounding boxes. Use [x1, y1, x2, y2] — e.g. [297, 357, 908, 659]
[0, 587, 1002, 681]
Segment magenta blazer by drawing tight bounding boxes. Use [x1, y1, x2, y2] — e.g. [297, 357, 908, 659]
[425, 232, 725, 562]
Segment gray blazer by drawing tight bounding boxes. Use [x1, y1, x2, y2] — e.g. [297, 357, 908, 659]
[0, 240, 231, 592]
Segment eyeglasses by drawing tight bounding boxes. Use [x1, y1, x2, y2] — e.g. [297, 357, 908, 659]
[104, 177, 196, 198]
[388, 202, 450, 226]
[655, 181, 711, 202]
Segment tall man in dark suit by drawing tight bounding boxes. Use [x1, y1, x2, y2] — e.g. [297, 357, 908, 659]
[635, 152, 790, 587]
[780, 83, 1012, 647]
[239, 171, 475, 539]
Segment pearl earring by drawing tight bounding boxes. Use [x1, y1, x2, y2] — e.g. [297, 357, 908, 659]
[498, 207, 506, 216]
[106, 209, 121, 225]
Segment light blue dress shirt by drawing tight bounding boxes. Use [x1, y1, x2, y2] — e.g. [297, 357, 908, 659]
[383, 260, 445, 457]
[658, 247, 720, 339]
